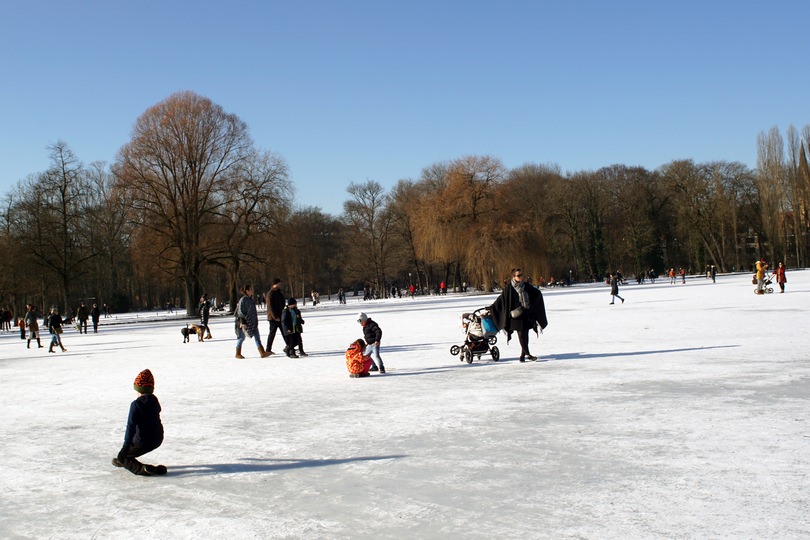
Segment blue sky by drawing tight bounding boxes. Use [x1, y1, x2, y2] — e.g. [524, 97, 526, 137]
[2, 1, 808, 215]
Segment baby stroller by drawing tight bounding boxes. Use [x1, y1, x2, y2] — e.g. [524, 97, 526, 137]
[450, 307, 500, 363]
[755, 273, 775, 294]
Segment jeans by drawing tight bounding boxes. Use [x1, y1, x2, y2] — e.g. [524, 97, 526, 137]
[365, 342, 382, 368]
[236, 328, 262, 349]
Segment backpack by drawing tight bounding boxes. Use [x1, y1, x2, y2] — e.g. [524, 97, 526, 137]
[235, 297, 247, 322]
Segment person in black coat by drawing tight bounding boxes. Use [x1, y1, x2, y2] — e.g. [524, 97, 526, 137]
[358, 312, 385, 373]
[90, 303, 101, 333]
[198, 293, 212, 339]
[281, 297, 305, 357]
[113, 369, 166, 476]
[265, 278, 286, 354]
[489, 268, 548, 362]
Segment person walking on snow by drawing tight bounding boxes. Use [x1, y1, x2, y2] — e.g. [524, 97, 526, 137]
[265, 278, 285, 355]
[488, 268, 548, 362]
[199, 293, 212, 339]
[281, 297, 306, 357]
[610, 272, 625, 304]
[357, 312, 385, 373]
[24, 304, 43, 349]
[76, 302, 89, 334]
[47, 307, 67, 353]
[234, 283, 271, 359]
[774, 261, 787, 293]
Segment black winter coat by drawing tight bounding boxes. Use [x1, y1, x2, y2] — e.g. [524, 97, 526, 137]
[281, 306, 304, 335]
[489, 282, 548, 339]
[362, 319, 382, 344]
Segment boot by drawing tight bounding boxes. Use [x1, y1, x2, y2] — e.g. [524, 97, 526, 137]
[258, 344, 271, 358]
[298, 348, 308, 357]
[49, 344, 55, 353]
[206, 332, 212, 340]
[38, 338, 43, 348]
[27, 339, 31, 349]
[235, 346, 245, 359]
[378, 361, 386, 374]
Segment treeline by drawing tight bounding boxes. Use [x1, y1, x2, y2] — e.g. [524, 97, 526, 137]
[1, 91, 809, 316]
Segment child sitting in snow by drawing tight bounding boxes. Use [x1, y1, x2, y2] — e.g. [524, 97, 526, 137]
[345, 339, 373, 378]
[112, 369, 167, 476]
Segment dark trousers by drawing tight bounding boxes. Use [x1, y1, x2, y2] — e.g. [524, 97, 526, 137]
[118, 442, 161, 474]
[79, 320, 88, 333]
[283, 333, 300, 354]
[266, 319, 281, 351]
[517, 329, 531, 356]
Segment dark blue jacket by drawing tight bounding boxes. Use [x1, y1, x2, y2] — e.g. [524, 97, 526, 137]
[281, 306, 304, 335]
[123, 394, 164, 449]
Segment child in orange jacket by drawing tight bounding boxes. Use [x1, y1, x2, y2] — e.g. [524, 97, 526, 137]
[345, 339, 372, 378]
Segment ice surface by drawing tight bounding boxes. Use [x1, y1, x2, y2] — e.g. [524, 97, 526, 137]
[2, 271, 809, 539]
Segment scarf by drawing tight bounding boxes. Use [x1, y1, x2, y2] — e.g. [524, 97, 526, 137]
[512, 279, 530, 308]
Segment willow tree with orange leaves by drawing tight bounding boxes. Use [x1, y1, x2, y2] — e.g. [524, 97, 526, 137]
[114, 91, 255, 315]
[411, 156, 507, 291]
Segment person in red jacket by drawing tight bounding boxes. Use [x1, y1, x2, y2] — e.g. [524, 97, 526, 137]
[774, 261, 787, 293]
[345, 339, 373, 378]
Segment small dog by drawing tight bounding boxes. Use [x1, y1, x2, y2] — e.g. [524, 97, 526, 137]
[181, 324, 206, 343]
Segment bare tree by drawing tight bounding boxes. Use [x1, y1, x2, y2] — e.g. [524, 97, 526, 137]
[11, 143, 96, 311]
[342, 180, 395, 295]
[207, 150, 292, 311]
[85, 161, 133, 309]
[115, 91, 254, 315]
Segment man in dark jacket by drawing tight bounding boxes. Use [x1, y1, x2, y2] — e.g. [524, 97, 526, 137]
[90, 303, 101, 333]
[265, 278, 285, 355]
[198, 293, 212, 339]
[113, 369, 166, 476]
[489, 268, 548, 362]
[358, 312, 385, 373]
[76, 302, 89, 334]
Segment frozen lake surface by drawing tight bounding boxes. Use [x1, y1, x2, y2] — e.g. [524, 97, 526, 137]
[2, 271, 809, 539]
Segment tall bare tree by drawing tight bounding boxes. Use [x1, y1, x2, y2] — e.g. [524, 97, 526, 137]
[207, 150, 292, 311]
[115, 91, 254, 315]
[342, 180, 395, 295]
[11, 143, 96, 311]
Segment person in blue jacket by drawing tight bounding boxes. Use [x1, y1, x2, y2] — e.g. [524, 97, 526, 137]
[112, 369, 166, 476]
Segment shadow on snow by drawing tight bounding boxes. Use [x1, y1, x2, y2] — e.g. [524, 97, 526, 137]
[166, 454, 407, 477]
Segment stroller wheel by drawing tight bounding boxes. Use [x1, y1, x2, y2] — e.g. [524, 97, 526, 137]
[766, 287, 774, 294]
[450, 345, 460, 356]
[491, 346, 500, 362]
[464, 349, 473, 364]
[488, 336, 497, 345]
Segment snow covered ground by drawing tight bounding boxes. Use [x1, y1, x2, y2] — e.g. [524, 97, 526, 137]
[2, 271, 809, 539]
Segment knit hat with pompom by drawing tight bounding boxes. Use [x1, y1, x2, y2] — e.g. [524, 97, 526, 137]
[134, 369, 155, 394]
